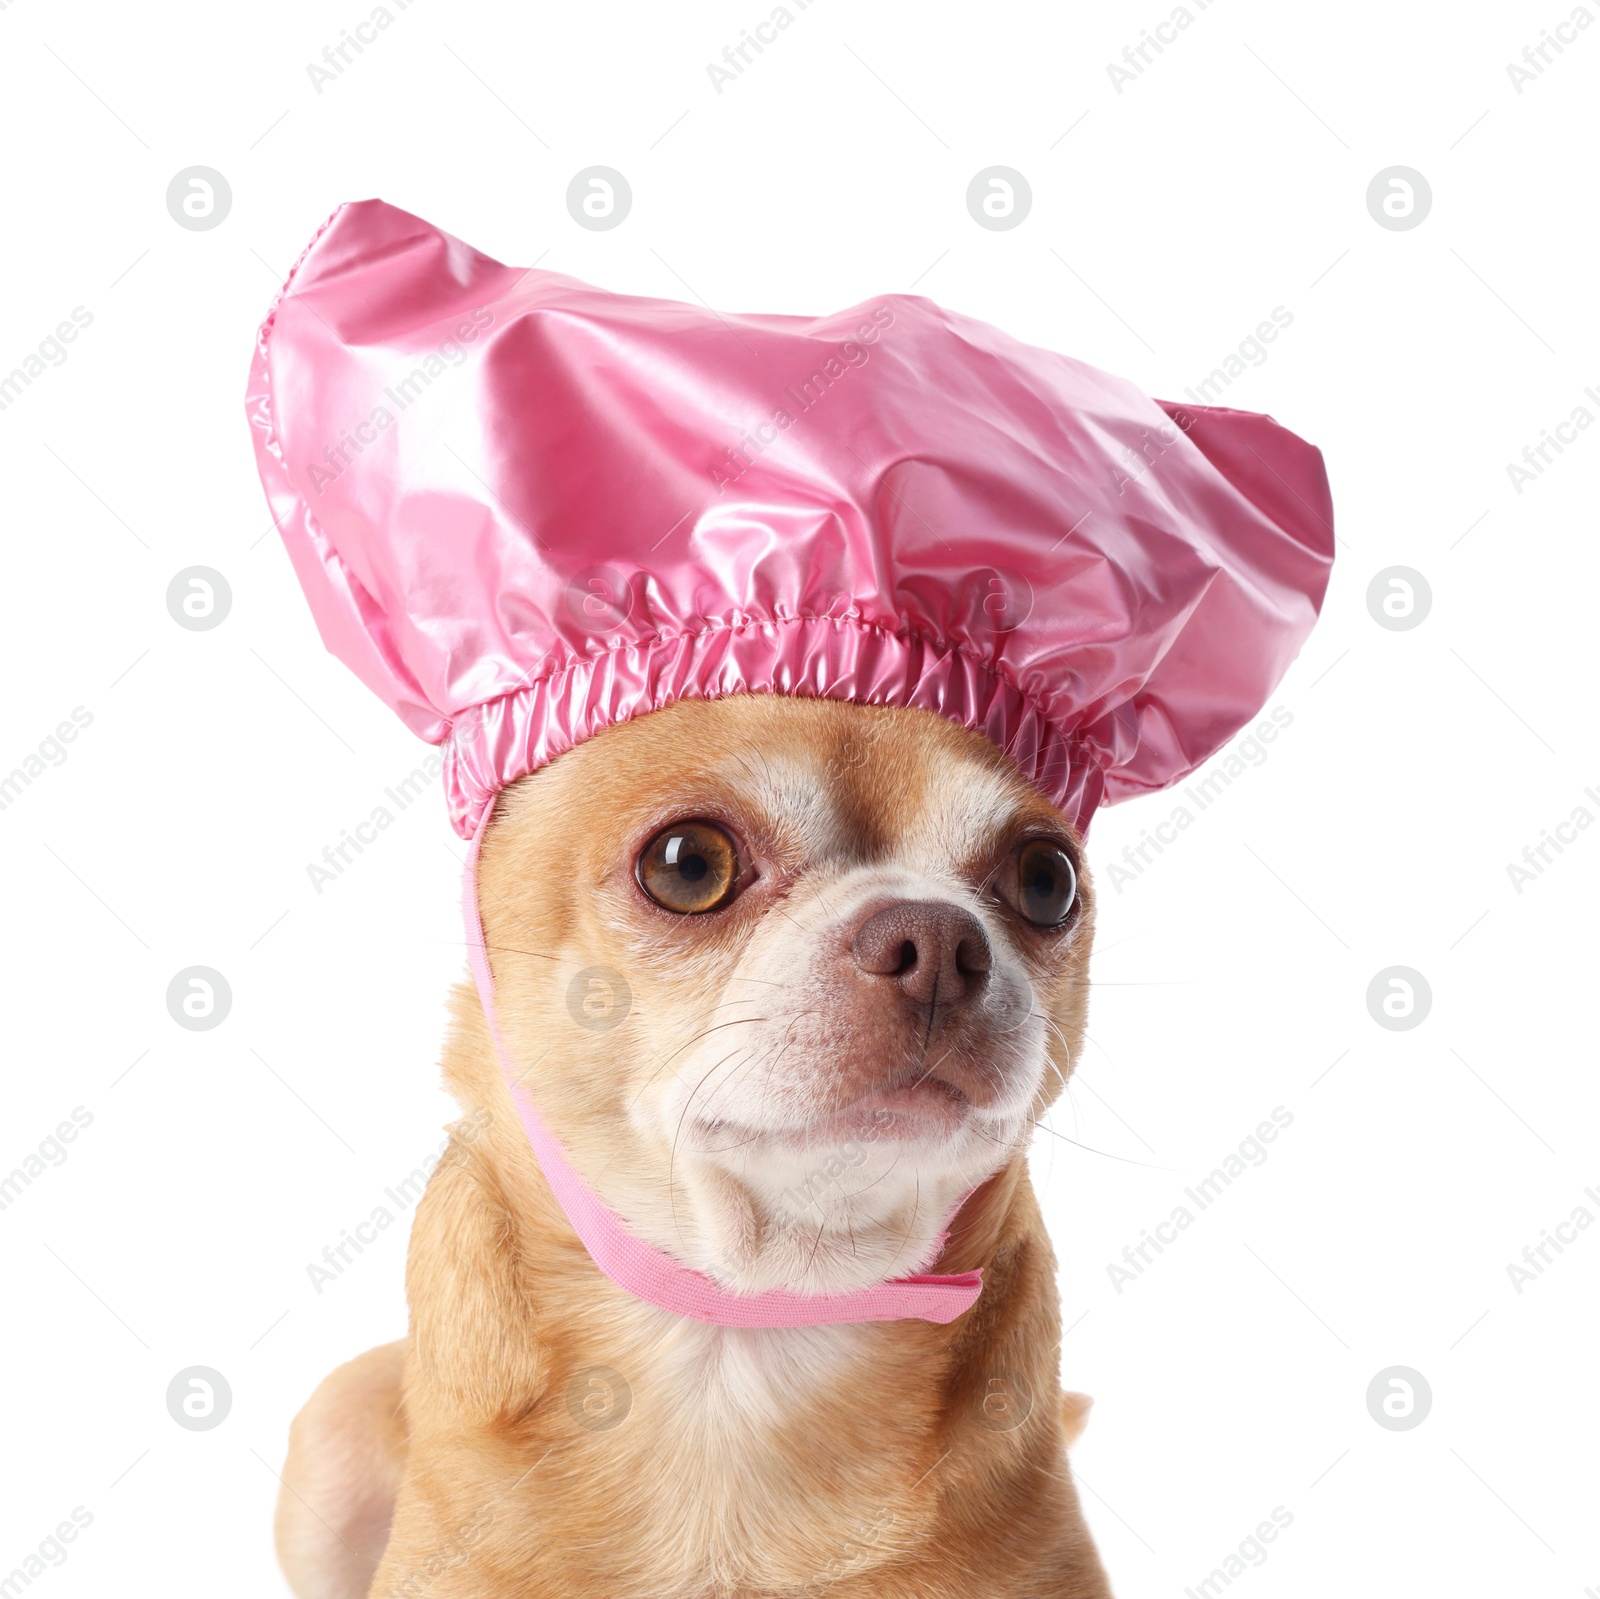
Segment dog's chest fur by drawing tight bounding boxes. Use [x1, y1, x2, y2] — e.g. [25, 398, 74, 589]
[531, 1313, 950, 1597]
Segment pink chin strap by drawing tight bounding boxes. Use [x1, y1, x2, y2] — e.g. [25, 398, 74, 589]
[462, 811, 984, 1328]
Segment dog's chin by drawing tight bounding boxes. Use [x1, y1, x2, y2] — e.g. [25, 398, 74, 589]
[656, 1089, 1032, 1297]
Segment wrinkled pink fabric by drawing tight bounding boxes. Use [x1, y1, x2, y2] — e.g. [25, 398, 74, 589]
[245, 199, 1334, 1326]
[245, 199, 1334, 840]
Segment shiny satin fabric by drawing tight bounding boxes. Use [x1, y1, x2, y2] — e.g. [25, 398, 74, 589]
[245, 199, 1334, 836]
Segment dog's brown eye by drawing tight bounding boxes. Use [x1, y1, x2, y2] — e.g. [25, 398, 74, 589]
[637, 821, 740, 914]
[1009, 839, 1077, 928]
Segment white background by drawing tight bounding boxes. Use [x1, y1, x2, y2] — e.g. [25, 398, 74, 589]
[1, 0, 1595, 1594]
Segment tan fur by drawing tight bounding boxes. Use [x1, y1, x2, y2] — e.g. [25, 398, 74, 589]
[278, 697, 1111, 1597]
[276, 1341, 408, 1598]
[1059, 1391, 1094, 1449]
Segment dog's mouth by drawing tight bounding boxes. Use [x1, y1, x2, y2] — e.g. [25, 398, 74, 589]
[692, 1066, 980, 1149]
[834, 1070, 972, 1133]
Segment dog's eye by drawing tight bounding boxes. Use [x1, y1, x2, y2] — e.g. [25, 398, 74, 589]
[1009, 839, 1077, 928]
[637, 821, 741, 914]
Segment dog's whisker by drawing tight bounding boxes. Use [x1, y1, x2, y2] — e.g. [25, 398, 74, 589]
[1028, 1114, 1173, 1171]
[1037, 1015, 1078, 1090]
[877, 1178, 926, 1277]
[462, 939, 564, 964]
[715, 1012, 821, 1117]
[624, 1016, 772, 1110]
[668, 1045, 749, 1247]
[836, 1144, 907, 1201]
[1053, 976, 1199, 988]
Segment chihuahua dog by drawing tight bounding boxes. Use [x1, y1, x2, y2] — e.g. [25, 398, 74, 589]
[276, 692, 1111, 1598]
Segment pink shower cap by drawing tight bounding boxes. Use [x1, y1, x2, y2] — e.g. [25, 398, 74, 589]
[246, 199, 1333, 838]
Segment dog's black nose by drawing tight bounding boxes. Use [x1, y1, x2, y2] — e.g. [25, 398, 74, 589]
[851, 900, 992, 1006]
